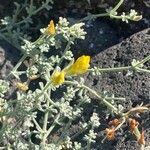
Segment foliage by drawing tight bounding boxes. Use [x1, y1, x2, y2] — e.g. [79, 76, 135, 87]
[0, 0, 149, 150]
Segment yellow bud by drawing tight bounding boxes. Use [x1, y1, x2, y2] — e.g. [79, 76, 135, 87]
[51, 71, 65, 86]
[16, 82, 28, 92]
[45, 20, 56, 35]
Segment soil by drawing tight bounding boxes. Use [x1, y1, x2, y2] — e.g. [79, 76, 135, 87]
[0, 0, 150, 150]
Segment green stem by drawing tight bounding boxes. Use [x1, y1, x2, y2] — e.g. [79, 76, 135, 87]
[114, 117, 126, 131]
[32, 118, 43, 132]
[105, 97, 126, 101]
[35, 81, 52, 100]
[135, 55, 150, 67]
[64, 81, 119, 114]
[82, 84, 118, 113]
[56, 41, 72, 67]
[71, 125, 89, 140]
[7, 54, 27, 79]
[34, 40, 72, 146]
[89, 66, 131, 73]
[32, 35, 45, 45]
[41, 89, 51, 146]
[30, 0, 51, 16]
[45, 114, 60, 138]
[90, 55, 150, 74]
[112, 0, 124, 12]
[134, 127, 141, 140]
[0, 147, 6, 150]
[78, 13, 109, 22]
[56, 95, 89, 144]
[56, 120, 72, 143]
[136, 68, 150, 73]
[87, 140, 91, 150]
[110, 15, 125, 19]
[44, 92, 57, 106]
[78, 0, 125, 23]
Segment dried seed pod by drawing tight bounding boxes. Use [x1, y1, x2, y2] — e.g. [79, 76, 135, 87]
[138, 130, 145, 145]
[129, 118, 139, 132]
[105, 127, 115, 140]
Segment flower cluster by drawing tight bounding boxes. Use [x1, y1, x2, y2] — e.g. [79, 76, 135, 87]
[51, 55, 91, 86]
[121, 9, 142, 23]
[55, 17, 86, 43]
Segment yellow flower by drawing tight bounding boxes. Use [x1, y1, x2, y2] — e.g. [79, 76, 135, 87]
[65, 55, 90, 75]
[45, 20, 56, 35]
[50, 55, 90, 86]
[16, 82, 28, 92]
[51, 71, 65, 86]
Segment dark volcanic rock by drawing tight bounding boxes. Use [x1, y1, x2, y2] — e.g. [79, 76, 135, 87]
[73, 20, 119, 57]
[0, 39, 20, 98]
[52, 0, 150, 38]
[85, 28, 150, 149]
[0, 39, 20, 79]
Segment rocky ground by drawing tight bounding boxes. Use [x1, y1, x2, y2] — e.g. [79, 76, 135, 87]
[85, 28, 150, 150]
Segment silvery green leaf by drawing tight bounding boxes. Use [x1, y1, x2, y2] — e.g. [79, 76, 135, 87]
[73, 142, 82, 150]
[144, 146, 150, 150]
[1, 16, 12, 25]
[64, 50, 73, 60]
[84, 129, 97, 143]
[44, 5, 52, 10]
[0, 80, 9, 97]
[46, 0, 54, 4]
[118, 104, 124, 113]
[126, 70, 133, 76]
[39, 82, 44, 90]
[26, 5, 37, 16]
[90, 112, 100, 128]
[39, 43, 50, 52]
[131, 59, 143, 68]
